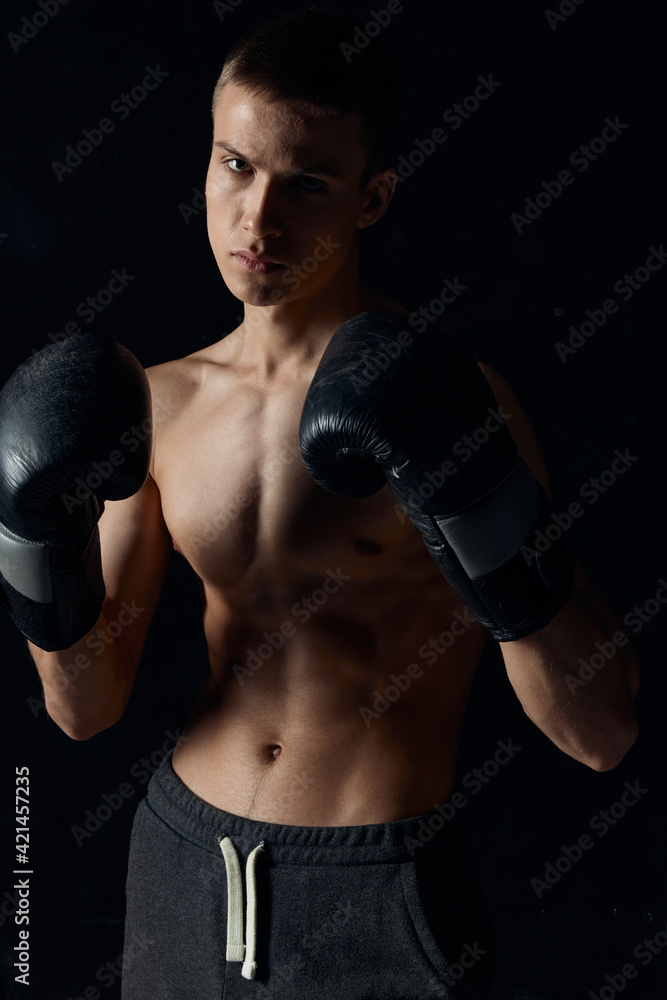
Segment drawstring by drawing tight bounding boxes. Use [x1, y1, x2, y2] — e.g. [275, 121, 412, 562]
[218, 836, 265, 980]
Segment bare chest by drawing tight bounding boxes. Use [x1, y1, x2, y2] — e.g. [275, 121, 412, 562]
[152, 375, 421, 594]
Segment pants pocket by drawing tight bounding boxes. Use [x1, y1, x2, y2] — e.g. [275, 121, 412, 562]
[262, 860, 453, 999]
[400, 846, 497, 998]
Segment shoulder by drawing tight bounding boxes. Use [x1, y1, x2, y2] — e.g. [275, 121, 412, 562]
[143, 345, 220, 479]
[145, 354, 203, 425]
[475, 361, 552, 498]
[143, 335, 244, 476]
[144, 335, 238, 419]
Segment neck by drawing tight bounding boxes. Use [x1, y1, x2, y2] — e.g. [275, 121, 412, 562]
[228, 261, 381, 378]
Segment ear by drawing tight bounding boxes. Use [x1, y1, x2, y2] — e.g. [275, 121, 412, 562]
[357, 168, 399, 229]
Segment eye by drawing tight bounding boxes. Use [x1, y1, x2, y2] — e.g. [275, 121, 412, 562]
[223, 157, 250, 174]
[296, 176, 326, 194]
[221, 158, 326, 194]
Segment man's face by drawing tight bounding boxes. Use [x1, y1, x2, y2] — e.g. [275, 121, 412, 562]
[205, 81, 395, 309]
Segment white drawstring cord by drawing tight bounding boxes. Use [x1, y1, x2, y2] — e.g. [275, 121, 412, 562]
[218, 836, 265, 980]
[242, 842, 265, 979]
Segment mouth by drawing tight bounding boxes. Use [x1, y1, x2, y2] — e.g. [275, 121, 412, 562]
[232, 253, 286, 274]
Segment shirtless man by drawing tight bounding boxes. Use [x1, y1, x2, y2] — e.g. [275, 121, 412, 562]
[0, 9, 639, 999]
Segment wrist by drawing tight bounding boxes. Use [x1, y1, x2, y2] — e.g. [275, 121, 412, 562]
[0, 496, 106, 651]
[390, 468, 576, 641]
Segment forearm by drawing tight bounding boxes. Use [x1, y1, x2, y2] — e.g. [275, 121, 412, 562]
[28, 604, 132, 741]
[1, 333, 155, 735]
[499, 578, 640, 770]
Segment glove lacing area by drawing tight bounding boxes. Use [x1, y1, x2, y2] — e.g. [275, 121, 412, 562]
[218, 836, 265, 980]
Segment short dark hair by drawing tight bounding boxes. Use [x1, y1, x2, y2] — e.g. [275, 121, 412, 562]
[211, 6, 403, 190]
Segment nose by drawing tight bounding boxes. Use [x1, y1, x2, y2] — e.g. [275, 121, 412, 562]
[241, 176, 283, 241]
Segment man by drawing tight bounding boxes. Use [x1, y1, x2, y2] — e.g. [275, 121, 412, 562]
[0, 7, 639, 998]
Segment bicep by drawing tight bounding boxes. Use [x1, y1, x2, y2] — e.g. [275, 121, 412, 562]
[98, 471, 172, 674]
[478, 361, 591, 603]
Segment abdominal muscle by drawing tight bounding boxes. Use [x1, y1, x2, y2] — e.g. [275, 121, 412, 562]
[153, 302, 491, 826]
[171, 576, 488, 826]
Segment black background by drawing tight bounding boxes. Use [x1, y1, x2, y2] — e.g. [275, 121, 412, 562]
[1, 0, 665, 998]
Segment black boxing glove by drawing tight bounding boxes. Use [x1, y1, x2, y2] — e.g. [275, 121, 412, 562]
[0, 333, 151, 651]
[299, 309, 575, 641]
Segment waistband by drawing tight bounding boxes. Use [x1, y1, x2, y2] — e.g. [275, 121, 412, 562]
[146, 748, 465, 867]
[146, 748, 467, 981]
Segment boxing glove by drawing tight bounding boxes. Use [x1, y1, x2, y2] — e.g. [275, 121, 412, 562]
[299, 310, 575, 641]
[0, 333, 151, 651]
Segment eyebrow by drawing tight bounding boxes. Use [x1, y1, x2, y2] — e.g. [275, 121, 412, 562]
[212, 140, 343, 178]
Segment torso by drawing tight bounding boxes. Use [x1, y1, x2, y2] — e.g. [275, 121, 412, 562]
[151, 294, 488, 825]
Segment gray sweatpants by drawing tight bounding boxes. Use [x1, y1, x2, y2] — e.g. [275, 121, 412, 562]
[121, 749, 496, 999]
